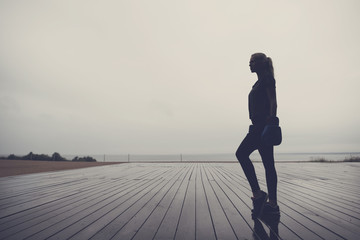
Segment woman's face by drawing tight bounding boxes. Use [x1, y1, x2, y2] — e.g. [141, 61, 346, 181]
[249, 55, 265, 73]
[249, 56, 257, 73]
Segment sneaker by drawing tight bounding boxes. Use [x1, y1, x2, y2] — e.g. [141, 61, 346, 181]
[262, 202, 280, 216]
[251, 190, 268, 219]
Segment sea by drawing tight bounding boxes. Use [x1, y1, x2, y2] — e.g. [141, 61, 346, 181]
[61, 152, 360, 163]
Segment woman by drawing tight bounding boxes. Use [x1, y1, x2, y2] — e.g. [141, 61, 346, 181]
[236, 53, 280, 218]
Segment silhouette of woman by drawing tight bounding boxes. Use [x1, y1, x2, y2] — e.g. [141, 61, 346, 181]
[236, 53, 280, 218]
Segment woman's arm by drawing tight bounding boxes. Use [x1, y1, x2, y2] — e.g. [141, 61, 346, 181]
[266, 86, 277, 122]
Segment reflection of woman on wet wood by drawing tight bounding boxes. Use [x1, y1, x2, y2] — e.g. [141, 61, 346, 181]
[236, 53, 281, 218]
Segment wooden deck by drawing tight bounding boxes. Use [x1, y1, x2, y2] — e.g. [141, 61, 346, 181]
[0, 162, 359, 240]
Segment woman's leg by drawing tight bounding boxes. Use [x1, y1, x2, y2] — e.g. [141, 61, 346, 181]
[236, 133, 260, 194]
[258, 144, 277, 204]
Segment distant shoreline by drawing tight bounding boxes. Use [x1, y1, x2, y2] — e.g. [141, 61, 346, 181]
[0, 159, 123, 178]
[1, 157, 359, 178]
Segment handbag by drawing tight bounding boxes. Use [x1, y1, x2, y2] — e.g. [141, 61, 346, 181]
[261, 117, 282, 146]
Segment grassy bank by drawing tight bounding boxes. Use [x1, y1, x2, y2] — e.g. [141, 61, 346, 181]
[310, 156, 360, 163]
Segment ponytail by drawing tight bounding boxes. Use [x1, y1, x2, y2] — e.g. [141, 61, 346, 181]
[266, 57, 274, 78]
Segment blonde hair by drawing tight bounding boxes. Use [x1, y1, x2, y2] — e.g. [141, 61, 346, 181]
[251, 53, 274, 78]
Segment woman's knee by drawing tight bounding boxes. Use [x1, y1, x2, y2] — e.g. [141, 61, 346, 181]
[235, 147, 250, 162]
[236, 134, 255, 162]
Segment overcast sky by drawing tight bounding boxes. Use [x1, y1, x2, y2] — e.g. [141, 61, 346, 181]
[1, 0, 359, 155]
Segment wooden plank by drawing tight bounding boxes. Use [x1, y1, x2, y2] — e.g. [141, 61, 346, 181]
[200, 164, 238, 239]
[0, 178, 91, 210]
[278, 180, 360, 228]
[207, 164, 263, 239]
[274, 191, 359, 237]
[0, 179, 122, 232]
[109, 165, 190, 240]
[215, 163, 319, 240]
[0, 162, 359, 240]
[0, 166, 160, 222]
[255, 162, 360, 240]
[173, 164, 196, 240]
[278, 179, 360, 212]
[262, 163, 360, 238]
[131, 164, 192, 240]
[0, 167, 160, 237]
[205, 164, 258, 239]
[0, 164, 119, 195]
[2, 166, 169, 239]
[0, 165, 159, 226]
[2, 178, 147, 239]
[85, 165, 182, 240]
[275, 165, 360, 207]
[152, 164, 195, 240]
[28, 167, 176, 240]
[195, 164, 216, 240]
[0, 164, 134, 207]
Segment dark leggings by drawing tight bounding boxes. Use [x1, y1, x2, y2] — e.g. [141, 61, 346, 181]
[235, 125, 277, 202]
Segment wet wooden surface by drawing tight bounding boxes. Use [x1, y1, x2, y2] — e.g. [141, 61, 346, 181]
[0, 162, 359, 240]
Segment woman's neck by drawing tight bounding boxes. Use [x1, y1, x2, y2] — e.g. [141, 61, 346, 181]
[256, 70, 267, 80]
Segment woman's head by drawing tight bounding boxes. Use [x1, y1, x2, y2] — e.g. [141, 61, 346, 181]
[249, 53, 274, 77]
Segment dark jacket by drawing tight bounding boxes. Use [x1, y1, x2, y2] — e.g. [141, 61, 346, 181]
[248, 76, 277, 125]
